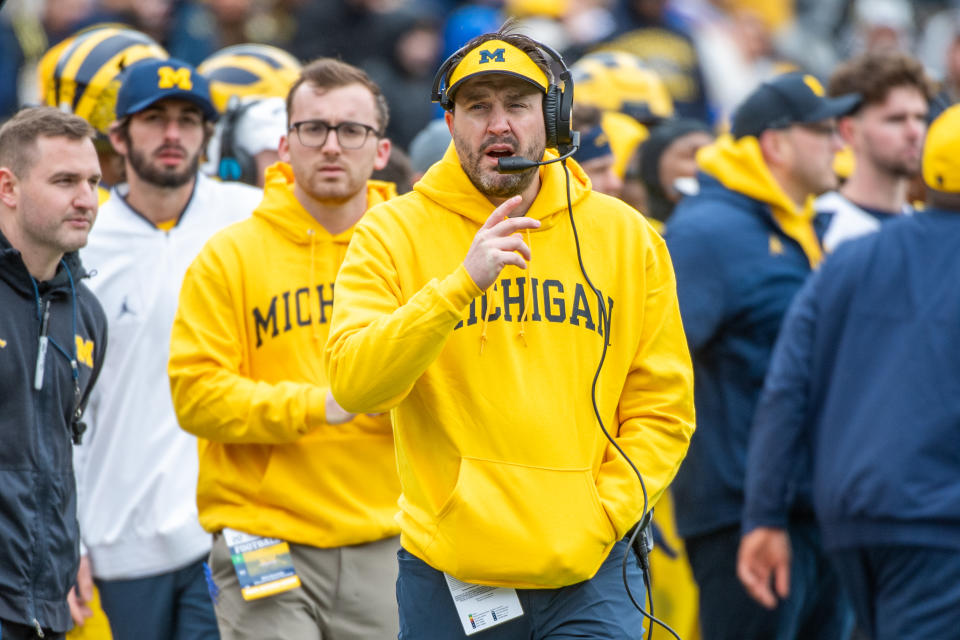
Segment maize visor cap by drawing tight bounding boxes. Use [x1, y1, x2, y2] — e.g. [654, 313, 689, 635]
[38, 24, 169, 135]
[115, 58, 218, 122]
[445, 40, 549, 104]
[923, 103, 960, 193]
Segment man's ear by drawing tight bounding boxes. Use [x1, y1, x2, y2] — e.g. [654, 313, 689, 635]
[278, 133, 291, 164]
[0, 167, 20, 209]
[445, 110, 454, 135]
[757, 129, 787, 168]
[108, 122, 128, 157]
[373, 137, 391, 172]
[837, 115, 857, 147]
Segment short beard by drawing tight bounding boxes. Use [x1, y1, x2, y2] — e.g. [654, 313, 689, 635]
[455, 132, 543, 198]
[875, 156, 920, 179]
[128, 145, 199, 188]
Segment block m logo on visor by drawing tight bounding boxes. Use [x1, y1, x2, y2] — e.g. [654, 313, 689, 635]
[478, 48, 506, 64]
[157, 66, 193, 90]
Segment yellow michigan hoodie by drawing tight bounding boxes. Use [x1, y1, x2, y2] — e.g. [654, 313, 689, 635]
[168, 163, 400, 547]
[325, 145, 695, 588]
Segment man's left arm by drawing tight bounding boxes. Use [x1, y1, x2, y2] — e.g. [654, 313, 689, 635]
[596, 236, 696, 539]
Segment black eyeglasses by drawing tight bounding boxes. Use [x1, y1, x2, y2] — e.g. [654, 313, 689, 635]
[289, 120, 380, 149]
[795, 121, 838, 137]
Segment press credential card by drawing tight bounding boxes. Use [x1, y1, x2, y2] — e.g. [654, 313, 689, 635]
[444, 573, 524, 635]
[222, 528, 301, 601]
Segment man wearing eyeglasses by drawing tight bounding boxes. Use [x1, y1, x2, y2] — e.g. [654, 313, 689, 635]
[75, 58, 259, 639]
[664, 73, 861, 640]
[168, 58, 400, 640]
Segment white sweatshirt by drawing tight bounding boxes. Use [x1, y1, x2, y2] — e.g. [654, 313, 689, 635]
[77, 174, 260, 580]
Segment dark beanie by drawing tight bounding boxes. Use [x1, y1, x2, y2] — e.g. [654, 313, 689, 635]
[638, 118, 711, 222]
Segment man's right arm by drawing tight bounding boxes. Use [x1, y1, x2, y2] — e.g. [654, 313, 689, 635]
[168, 248, 348, 444]
[738, 270, 822, 607]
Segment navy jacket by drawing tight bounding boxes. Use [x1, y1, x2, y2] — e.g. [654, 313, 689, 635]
[744, 208, 960, 551]
[0, 231, 107, 631]
[665, 173, 813, 538]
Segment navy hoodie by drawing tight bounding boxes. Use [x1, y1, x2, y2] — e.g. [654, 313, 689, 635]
[0, 230, 106, 632]
[744, 208, 960, 551]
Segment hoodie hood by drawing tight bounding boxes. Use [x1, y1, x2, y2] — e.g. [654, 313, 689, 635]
[414, 143, 593, 229]
[254, 162, 397, 246]
[697, 134, 823, 266]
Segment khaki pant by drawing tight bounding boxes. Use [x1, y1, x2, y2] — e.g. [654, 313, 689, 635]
[209, 534, 400, 640]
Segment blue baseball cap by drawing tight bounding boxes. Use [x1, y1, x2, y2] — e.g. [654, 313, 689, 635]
[115, 58, 218, 121]
[731, 72, 861, 139]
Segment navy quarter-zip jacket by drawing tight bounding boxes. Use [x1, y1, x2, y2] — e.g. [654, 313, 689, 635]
[0, 229, 106, 632]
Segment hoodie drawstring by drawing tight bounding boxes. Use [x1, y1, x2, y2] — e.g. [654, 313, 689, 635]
[517, 229, 533, 346]
[480, 228, 534, 354]
[479, 281, 495, 355]
[308, 229, 320, 342]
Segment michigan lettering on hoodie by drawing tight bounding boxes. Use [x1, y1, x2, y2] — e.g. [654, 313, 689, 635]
[325, 145, 695, 589]
[168, 163, 401, 548]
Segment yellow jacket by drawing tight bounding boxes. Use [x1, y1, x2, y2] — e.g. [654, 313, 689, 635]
[168, 163, 400, 547]
[325, 146, 695, 588]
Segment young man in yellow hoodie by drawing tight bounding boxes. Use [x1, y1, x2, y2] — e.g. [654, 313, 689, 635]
[167, 59, 401, 639]
[665, 74, 860, 640]
[325, 30, 696, 638]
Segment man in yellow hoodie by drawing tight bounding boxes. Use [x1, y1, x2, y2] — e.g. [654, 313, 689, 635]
[325, 29, 695, 639]
[665, 73, 860, 640]
[167, 59, 401, 639]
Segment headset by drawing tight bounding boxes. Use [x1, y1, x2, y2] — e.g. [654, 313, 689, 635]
[430, 39, 575, 156]
[217, 97, 258, 185]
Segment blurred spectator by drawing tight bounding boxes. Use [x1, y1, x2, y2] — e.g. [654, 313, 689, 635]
[290, 0, 405, 67]
[441, 3, 502, 58]
[816, 51, 933, 251]
[845, 0, 915, 57]
[696, 8, 798, 126]
[205, 96, 287, 187]
[599, 0, 712, 122]
[408, 117, 451, 182]
[666, 73, 859, 640]
[637, 117, 712, 225]
[571, 50, 675, 125]
[740, 103, 960, 640]
[365, 11, 442, 149]
[198, 43, 301, 113]
[572, 106, 623, 197]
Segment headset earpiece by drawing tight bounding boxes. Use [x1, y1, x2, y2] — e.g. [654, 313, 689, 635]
[217, 97, 257, 185]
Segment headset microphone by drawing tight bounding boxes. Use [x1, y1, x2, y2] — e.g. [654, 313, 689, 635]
[496, 131, 581, 173]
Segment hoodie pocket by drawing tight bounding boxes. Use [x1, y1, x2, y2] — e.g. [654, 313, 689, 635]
[427, 457, 616, 587]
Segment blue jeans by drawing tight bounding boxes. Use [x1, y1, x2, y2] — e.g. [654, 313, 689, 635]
[686, 523, 853, 640]
[830, 545, 960, 640]
[95, 556, 219, 640]
[397, 539, 647, 639]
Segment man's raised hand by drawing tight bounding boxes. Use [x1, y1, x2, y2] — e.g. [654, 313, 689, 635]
[463, 196, 540, 291]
